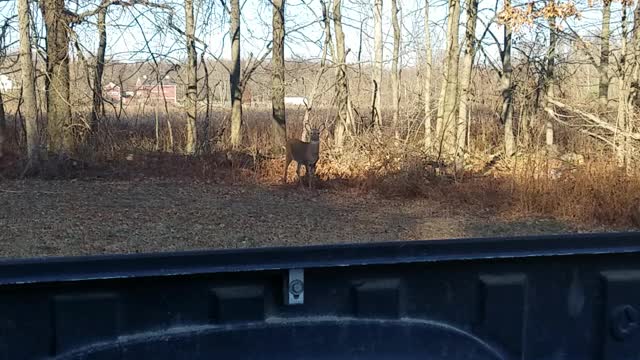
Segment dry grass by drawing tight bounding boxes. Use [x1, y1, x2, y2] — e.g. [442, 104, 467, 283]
[509, 157, 640, 227]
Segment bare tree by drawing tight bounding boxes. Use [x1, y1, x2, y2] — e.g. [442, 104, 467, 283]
[333, 0, 351, 149]
[423, 0, 432, 151]
[435, 0, 461, 156]
[229, 0, 242, 147]
[0, 14, 7, 157]
[599, 0, 611, 109]
[0, 16, 6, 155]
[626, 0, 640, 169]
[19, 0, 39, 161]
[501, 9, 514, 157]
[456, 0, 478, 169]
[0, 89, 4, 158]
[0, 15, 7, 149]
[92, 6, 107, 132]
[185, 0, 198, 154]
[631, 0, 640, 108]
[302, 0, 332, 140]
[615, 4, 630, 166]
[545, 9, 557, 150]
[272, 0, 286, 147]
[390, 0, 401, 139]
[40, 0, 73, 154]
[372, 0, 383, 130]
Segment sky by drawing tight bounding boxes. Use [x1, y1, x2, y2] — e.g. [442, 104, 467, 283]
[0, 0, 631, 71]
[1, 0, 457, 65]
[85, 0, 454, 65]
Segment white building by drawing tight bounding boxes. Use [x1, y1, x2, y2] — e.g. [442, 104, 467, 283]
[284, 96, 308, 106]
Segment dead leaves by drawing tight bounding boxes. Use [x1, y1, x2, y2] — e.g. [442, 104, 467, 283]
[498, 1, 580, 30]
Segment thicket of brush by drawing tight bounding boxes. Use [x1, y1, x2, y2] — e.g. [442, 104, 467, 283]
[2, 104, 639, 229]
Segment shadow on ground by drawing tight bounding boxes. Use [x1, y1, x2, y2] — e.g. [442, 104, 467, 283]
[0, 179, 584, 259]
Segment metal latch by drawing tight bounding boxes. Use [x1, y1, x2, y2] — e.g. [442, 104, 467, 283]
[285, 269, 304, 305]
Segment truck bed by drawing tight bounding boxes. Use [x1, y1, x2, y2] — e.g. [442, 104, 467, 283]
[1, 233, 639, 359]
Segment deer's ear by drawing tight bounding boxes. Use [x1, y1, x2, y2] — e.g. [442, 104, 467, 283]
[318, 124, 326, 132]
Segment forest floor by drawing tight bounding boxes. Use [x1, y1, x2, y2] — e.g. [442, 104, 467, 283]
[0, 178, 618, 259]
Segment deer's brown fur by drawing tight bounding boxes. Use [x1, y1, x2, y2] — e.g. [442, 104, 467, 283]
[283, 127, 321, 188]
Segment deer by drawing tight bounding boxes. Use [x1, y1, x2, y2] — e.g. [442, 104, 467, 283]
[283, 124, 323, 188]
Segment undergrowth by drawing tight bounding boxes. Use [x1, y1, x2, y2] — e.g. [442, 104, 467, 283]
[2, 110, 639, 229]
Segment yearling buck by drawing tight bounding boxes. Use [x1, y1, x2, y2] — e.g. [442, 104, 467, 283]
[283, 125, 323, 188]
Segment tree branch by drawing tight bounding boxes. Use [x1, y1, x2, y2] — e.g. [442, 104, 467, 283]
[546, 98, 640, 141]
[240, 42, 273, 91]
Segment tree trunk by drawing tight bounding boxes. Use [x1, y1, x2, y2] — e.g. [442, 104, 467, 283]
[0, 90, 5, 158]
[185, 0, 198, 154]
[501, 20, 515, 157]
[456, 0, 477, 171]
[333, 0, 349, 149]
[18, 0, 39, 160]
[631, 0, 640, 109]
[303, 0, 332, 141]
[155, 103, 160, 151]
[356, 18, 364, 127]
[520, 103, 530, 147]
[627, 1, 640, 171]
[201, 55, 212, 152]
[272, 0, 286, 147]
[616, 5, 629, 167]
[390, 0, 401, 139]
[229, 0, 243, 147]
[41, 0, 73, 154]
[423, 0, 432, 151]
[545, 13, 557, 151]
[92, 6, 107, 133]
[0, 90, 4, 132]
[372, 0, 383, 130]
[599, 0, 611, 109]
[435, 0, 461, 157]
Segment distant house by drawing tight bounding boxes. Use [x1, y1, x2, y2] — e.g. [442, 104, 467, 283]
[284, 96, 308, 106]
[134, 75, 177, 104]
[0, 75, 13, 92]
[103, 76, 178, 105]
[103, 82, 121, 102]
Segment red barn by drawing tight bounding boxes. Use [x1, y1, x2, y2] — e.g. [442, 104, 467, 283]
[134, 76, 178, 104]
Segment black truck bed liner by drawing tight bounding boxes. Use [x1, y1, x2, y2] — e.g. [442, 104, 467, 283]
[1, 233, 639, 359]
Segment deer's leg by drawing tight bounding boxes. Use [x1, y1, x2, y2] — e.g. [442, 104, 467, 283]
[308, 165, 315, 189]
[283, 154, 291, 183]
[296, 163, 303, 186]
